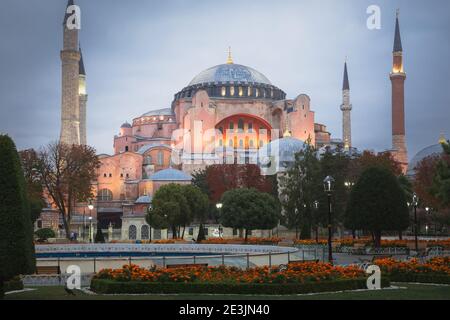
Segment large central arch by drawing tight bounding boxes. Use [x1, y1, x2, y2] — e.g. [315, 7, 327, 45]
[215, 114, 273, 150]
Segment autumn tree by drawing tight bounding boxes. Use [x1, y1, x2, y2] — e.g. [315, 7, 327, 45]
[19, 149, 45, 222]
[35, 142, 100, 239]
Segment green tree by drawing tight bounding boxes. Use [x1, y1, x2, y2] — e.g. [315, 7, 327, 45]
[95, 225, 105, 243]
[182, 185, 209, 242]
[146, 184, 190, 239]
[281, 141, 321, 239]
[345, 166, 409, 247]
[432, 141, 450, 207]
[220, 188, 280, 241]
[0, 135, 35, 297]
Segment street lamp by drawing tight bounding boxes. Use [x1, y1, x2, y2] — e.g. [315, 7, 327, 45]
[412, 193, 419, 252]
[88, 201, 94, 243]
[216, 203, 223, 209]
[323, 176, 335, 264]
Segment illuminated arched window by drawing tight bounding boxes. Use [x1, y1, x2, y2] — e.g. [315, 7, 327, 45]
[248, 86, 252, 96]
[255, 88, 259, 98]
[221, 87, 226, 97]
[129, 225, 137, 240]
[248, 122, 253, 133]
[98, 189, 113, 201]
[238, 87, 243, 97]
[230, 86, 235, 96]
[141, 225, 150, 240]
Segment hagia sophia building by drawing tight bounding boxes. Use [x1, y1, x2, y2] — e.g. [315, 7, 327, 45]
[38, 1, 413, 241]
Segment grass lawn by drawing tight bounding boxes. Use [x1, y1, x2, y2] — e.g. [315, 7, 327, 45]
[4, 283, 450, 300]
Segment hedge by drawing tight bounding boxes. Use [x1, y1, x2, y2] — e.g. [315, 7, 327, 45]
[4, 277, 24, 292]
[388, 273, 450, 285]
[91, 277, 391, 295]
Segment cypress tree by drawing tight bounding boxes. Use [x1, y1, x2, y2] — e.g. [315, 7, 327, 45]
[0, 135, 35, 297]
[345, 166, 409, 247]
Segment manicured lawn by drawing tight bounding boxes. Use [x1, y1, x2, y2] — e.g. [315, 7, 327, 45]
[4, 283, 450, 300]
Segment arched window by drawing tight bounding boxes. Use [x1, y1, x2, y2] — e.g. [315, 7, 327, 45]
[229, 122, 234, 131]
[129, 225, 137, 240]
[98, 189, 113, 201]
[248, 86, 252, 96]
[238, 87, 243, 97]
[230, 86, 235, 96]
[221, 87, 226, 97]
[141, 225, 150, 240]
[249, 140, 254, 148]
[228, 139, 233, 147]
[238, 119, 244, 132]
[157, 151, 164, 166]
[239, 140, 244, 148]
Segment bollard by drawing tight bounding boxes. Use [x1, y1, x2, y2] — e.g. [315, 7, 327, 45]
[222, 254, 225, 266]
[302, 250, 305, 261]
[163, 256, 166, 268]
[129, 257, 132, 267]
[193, 255, 196, 264]
[269, 252, 272, 268]
[246, 253, 250, 270]
[93, 257, 96, 273]
[288, 251, 291, 263]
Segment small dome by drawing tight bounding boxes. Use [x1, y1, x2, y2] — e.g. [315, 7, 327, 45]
[141, 108, 174, 118]
[135, 195, 152, 204]
[189, 64, 272, 86]
[121, 122, 132, 128]
[257, 137, 306, 173]
[408, 143, 444, 176]
[149, 168, 193, 181]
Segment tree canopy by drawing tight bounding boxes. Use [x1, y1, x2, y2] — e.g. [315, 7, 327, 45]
[0, 135, 35, 295]
[220, 188, 280, 241]
[345, 166, 409, 247]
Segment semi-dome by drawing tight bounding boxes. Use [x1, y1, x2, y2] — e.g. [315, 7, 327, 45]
[407, 143, 444, 176]
[189, 64, 272, 86]
[149, 168, 193, 182]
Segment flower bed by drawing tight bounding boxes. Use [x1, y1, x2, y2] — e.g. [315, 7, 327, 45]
[90, 263, 390, 295]
[374, 257, 450, 284]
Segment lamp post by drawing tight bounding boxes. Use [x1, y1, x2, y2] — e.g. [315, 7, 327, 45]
[216, 203, 223, 238]
[323, 176, 335, 264]
[313, 200, 319, 243]
[88, 216, 93, 243]
[83, 208, 86, 242]
[412, 193, 419, 252]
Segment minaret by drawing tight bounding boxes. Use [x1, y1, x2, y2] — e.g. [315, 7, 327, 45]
[60, 0, 81, 145]
[340, 60, 352, 150]
[79, 47, 88, 145]
[390, 10, 408, 170]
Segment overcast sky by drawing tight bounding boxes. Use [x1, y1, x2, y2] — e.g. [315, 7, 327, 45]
[0, 0, 449, 159]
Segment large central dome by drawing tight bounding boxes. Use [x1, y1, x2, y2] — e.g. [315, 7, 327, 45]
[189, 63, 272, 86]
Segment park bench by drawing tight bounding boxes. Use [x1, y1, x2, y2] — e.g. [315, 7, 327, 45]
[166, 263, 208, 269]
[36, 266, 61, 275]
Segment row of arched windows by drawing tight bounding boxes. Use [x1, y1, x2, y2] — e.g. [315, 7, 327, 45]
[143, 151, 165, 166]
[128, 225, 159, 240]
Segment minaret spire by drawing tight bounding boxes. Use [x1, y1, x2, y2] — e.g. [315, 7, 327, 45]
[390, 10, 408, 172]
[394, 9, 403, 53]
[60, 0, 81, 145]
[79, 46, 88, 145]
[340, 59, 352, 150]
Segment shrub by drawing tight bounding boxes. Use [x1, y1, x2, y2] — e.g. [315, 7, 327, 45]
[4, 277, 24, 292]
[35, 228, 56, 241]
[91, 278, 390, 295]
